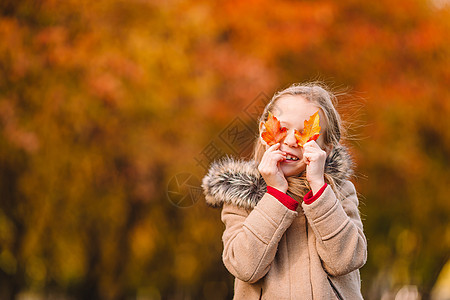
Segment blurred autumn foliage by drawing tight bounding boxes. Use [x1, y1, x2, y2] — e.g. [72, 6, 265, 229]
[1, 0, 449, 299]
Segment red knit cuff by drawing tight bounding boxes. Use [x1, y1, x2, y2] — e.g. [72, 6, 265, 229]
[303, 183, 328, 205]
[266, 186, 298, 211]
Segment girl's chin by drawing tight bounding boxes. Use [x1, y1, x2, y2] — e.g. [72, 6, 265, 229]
[280, 161, 306, 177]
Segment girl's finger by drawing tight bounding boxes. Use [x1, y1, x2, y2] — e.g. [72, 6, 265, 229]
[303, 145, 326, 156]
[266, 153, 286, 163]
[303, 152, 317, 163]
[303, 140, 321, 150]
[267, 143, 281, 150]
[261, 152, 285, 164]
[271, 150, 286, 156]
[262, 149, 285, 158]
[304, 152, 320, 161]
[303, 148, 322, 156]
[303, 153, 311, 161]
[262, 150, 286, 162]
[303, 155, 311, 165]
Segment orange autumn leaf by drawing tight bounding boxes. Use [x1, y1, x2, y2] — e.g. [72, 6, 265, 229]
[294, 111, 321, 147]
[261, 112, 287, 146]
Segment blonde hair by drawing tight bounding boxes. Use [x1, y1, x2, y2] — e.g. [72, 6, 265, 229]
[253, 82, 344, 200]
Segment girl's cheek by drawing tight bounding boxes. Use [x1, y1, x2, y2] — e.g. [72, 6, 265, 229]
[297, 148, 305, 160]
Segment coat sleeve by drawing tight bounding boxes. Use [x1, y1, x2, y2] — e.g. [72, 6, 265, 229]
[220, 193, 298, 283]
[302, 180, 367, 276]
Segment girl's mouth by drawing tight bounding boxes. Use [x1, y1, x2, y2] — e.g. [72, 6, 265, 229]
[284, 154, 299, 162]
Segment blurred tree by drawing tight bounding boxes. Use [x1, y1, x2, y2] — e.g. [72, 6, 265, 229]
[0, 0, 232, 298]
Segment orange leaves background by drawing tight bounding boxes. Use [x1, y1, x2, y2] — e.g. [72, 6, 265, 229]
[0, 0, 449, 299]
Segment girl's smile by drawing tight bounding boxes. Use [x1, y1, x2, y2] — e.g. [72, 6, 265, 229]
[283, 151, 300, 161]
[279, 149, 305, 174]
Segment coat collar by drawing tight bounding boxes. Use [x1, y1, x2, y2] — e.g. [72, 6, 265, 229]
[201, 144, 354, 210]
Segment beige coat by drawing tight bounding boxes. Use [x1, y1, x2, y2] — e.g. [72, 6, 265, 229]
[202, 146, 367, 299]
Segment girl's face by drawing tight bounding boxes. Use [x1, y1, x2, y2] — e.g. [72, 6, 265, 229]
[259, 95, 328, 177]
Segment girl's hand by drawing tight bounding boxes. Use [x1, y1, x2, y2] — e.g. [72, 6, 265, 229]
[258, 143, 288, 193]
[303, 140, 327, 194]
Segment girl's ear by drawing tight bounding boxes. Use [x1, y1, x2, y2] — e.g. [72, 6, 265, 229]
[259, 121, 268, 145]
[259, 121, 265, 142]
[259, 121, 265, 134]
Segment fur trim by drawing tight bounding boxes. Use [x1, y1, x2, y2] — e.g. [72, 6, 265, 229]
[202, 144, 354, 209]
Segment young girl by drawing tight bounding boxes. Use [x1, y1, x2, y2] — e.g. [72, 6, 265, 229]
[202, 83, 367, 299]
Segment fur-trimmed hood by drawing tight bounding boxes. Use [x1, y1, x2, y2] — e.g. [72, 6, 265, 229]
[202, 144, 354, 209]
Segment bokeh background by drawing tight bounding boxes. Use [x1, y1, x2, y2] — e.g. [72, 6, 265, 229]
[1, 0, 449, 299]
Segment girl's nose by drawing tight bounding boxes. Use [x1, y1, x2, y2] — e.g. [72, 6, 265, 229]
[283, 130, 298, 147]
